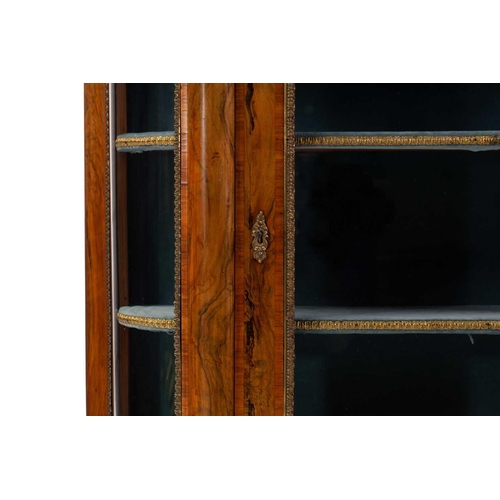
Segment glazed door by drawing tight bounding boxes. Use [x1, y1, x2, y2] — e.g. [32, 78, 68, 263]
[291, 84, 500, 415]
[233, 84, 290, 415]
[113, 84, 181, 415]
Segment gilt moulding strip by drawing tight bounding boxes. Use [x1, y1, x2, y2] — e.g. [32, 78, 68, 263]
[284, 83, 296, 416]
[295, 320, 500, 332]
[115, 132, 176, 151]
[295, 132, 500, 150]
[117, 312, 176, 331]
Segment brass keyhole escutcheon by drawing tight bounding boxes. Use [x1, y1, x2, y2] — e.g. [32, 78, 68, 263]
[251, 211, 269, 263]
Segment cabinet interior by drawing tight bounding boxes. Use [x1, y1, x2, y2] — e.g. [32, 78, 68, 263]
[295, 149, 500, 317]
[294, 84, 500, 415]
[116, 84, 177, 416]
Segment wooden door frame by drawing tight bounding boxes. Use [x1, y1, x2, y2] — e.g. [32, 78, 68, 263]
[85, 83, 113, 416]
[234, 83, 287, 415]
[180, 84, 236, 415]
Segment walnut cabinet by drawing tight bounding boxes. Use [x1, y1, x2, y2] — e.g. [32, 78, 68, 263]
[85, 83, 500, 416]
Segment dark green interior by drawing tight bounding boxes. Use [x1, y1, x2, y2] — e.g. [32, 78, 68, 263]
[295, 83, 500, 416]
[126, 150, 175, 416]
[128, 331, 175, 416]
[296, 150, 500, 307]
[296, 83, 500, 132]
[126, 83, 175, 132]
[122, 84, 176, 416]
[127, 150, 174, 307]
[295, 333, 500, 416]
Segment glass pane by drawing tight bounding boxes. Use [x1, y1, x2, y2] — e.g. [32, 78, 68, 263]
[115, 83, 177, 416]
[292, 83, 500, 415]
[295, 333, 500, 416]
[127, 151, 175, 306]
[127, 83, 175, 132]
[129, 331, 175, 416]
[296, 84, 500, 132]
[296, 150, 500, 308]
[125, 150, 176, 415]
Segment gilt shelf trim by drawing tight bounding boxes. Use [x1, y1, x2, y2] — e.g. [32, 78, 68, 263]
[295, 306, 500, 332]
[115, 131, 176, 152]
[295, 319, 500, 332]
[117, 312, 176, 331]
[295, 131, 500, 151]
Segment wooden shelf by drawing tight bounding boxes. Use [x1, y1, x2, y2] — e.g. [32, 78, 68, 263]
[295, 131, 500, 151]
[295, 306, 500, 332]
[115, 131, 175, 152]
[117, 305, 176, 332]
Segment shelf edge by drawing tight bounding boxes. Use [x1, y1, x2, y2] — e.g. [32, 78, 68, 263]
[295, 319, 500, 332]
[295, 132, 500, 150]
[117, 312, 176, 331]
[115, 132, 175, 152]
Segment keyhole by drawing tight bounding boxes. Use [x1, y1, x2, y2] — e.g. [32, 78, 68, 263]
[257, 230, 263, 244]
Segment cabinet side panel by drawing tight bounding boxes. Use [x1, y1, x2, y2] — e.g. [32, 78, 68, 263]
[85, 83, 112, 416]
[235, 84, 285, 415]
[181, 84, 235, 415]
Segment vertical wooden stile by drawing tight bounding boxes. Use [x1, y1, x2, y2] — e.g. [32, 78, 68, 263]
[181, 84, 236, 415]
[85, 83, 113, 416]
[235, 84, 285, 415]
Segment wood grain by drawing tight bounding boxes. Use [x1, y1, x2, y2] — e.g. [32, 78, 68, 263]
[235, 84, 285, 415]
[181, 84, 235, 415]
[115, 83, 130, 416]
[85, 83, 112, 416]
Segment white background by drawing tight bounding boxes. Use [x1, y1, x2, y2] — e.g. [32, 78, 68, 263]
[1, 1, 499, 499]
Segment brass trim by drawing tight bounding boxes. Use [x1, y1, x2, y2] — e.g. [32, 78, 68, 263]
[295, 320, 500, 331]
[117, 312, 177, 330]
[173, 84, 182, 416]
[284, 84, 296, 416]
[251, 211, 269, 263]
[295, 134, 500, 148]
[106, 84, 113, 416]
[115, 134, 176, 149]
